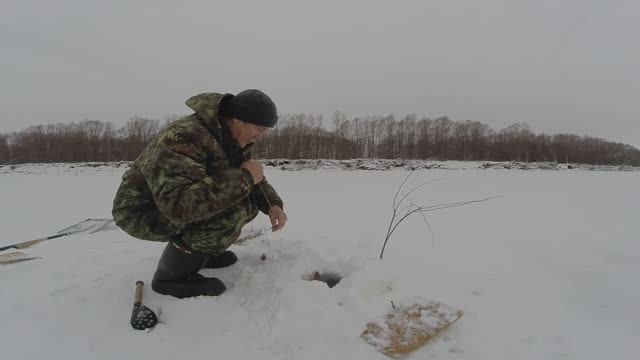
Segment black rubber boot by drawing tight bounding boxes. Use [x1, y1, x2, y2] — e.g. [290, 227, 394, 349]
[151, 242, 227, 298]
[203, 250, 238, 269]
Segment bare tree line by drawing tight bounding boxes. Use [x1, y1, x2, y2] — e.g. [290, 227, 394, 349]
[0, 116, 175, 164]
[1, 112, 639, 166]
[255, 112, 640, 166]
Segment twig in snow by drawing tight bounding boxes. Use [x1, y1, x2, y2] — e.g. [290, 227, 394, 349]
[379, 171, 502, 259]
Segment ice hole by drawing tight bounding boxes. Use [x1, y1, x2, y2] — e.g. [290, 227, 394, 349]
[303, 271, 343, 288]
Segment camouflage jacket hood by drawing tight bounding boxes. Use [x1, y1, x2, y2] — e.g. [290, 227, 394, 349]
[185, 92, 253, 157]
[185, 92, 228, 118]
[185, 92, 231, 135]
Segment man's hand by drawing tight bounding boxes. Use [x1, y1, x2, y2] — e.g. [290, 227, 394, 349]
[268, 206, 287, 232]
[241, 160, 264, 185]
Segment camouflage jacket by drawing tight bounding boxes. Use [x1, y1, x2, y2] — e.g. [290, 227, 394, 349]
[112, 93, 283, 253]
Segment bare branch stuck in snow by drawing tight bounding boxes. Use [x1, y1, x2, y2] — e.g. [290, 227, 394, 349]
[379, 172, 502, 259]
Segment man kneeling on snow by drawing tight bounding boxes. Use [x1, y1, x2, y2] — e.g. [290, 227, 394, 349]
[112, 89, 287, 298]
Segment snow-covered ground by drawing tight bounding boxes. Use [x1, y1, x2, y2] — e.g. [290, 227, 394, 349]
[1, 163, 638, 360]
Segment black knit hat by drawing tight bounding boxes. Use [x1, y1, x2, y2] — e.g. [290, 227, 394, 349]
[220, 89, 278, 128]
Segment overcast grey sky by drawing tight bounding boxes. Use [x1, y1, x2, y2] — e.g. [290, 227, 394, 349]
[1, 0, 639, 148]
